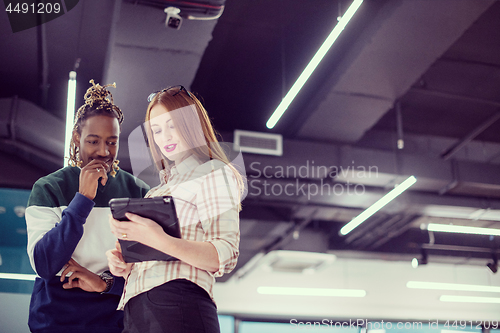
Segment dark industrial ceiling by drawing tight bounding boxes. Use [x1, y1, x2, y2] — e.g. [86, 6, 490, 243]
[1, 0, 500, 282]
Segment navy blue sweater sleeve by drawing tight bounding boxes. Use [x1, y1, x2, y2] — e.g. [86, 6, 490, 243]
[33, 193, 95, 279]
[106, 275, 125, 296]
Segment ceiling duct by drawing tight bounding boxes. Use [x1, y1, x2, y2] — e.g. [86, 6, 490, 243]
[0, 97, 63, 172]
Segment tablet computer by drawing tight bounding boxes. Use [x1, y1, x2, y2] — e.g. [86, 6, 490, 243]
[109, 196, 181, 263]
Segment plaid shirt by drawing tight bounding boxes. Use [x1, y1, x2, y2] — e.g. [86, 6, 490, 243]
[118, 155, 240, 310]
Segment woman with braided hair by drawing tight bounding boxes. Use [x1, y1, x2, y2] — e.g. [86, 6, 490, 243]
[25, 80, 149, 333]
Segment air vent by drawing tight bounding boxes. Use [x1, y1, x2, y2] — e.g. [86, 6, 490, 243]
[234, 129, 283, 156]
[232, 250, 336, 280]
[264, 251, 336, 273]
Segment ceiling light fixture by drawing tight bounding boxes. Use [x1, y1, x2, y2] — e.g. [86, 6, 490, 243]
[64, 71, 77, 166]
[407, 281, 500, 293]
[440, 295, 500, 304]
[427, 223, 500, 236]
[0, 273, 37, 281]
[257, 286, 366, 297]
[266, 0, 364, 129]
[411, 249, 428, 268]
[340, 176, 417, 236]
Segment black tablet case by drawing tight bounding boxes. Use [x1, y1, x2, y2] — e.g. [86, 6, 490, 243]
[109, 196, 181, 263]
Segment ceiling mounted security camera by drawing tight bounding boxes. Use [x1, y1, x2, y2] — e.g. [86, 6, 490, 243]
[164, 7, 182, 29]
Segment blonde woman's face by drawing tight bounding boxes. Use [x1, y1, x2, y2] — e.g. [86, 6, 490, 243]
[149, 104, 190, 165]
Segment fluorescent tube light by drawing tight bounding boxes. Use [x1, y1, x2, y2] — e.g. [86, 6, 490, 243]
[340, 176, 417, 235]
[257, 286, 366, 297]
[440, 295, 500, 304]
[407, 281, 500, 293]
[0, 273, 37, 281]
[64, 71, 77, 166]
[266, 0, 363, 129]
[427, 223, 500, 236]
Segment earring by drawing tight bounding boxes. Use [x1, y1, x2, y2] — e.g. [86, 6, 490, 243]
[110, 160, 120, 177]
[76, 160, 83, 168]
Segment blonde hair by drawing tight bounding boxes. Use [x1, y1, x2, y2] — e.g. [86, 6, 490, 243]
[145, 87, 245, 207]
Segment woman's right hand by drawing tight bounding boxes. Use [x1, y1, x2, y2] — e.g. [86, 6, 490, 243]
[79, 159, 109, 200]
[106, 241, 133, 278]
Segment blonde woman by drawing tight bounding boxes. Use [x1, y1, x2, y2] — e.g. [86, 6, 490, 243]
[107, 86, 245, 333]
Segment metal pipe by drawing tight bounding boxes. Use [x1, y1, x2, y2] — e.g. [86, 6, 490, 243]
[411, 87, 500, 107]
[421, 243, 500, 254]
[396, 101, 404, 149]
[441, 112, 500, 160]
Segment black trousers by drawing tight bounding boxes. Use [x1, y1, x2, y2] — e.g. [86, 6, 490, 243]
[123, 279, 220, 333]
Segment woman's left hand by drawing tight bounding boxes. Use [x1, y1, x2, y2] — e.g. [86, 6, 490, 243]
[109, 213, 167, 250]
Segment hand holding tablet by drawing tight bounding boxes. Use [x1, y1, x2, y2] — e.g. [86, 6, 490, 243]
[109, 196, 181, 262]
